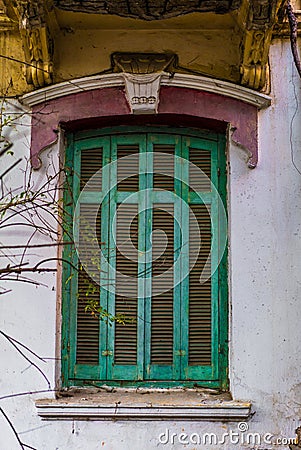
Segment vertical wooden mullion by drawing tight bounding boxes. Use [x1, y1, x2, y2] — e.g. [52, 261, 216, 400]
[70, 138, 81, 377]
[217, 134, 228, 388]
[105, 137, 117, 379]
[99, 138, 111, 379]
[143, 136, 153, 379]
[62, 133, 78, 384]
[137, 136, 147, 380]
[210, 144, 219, 378]
[173, 138, 184, 380]
[108, 134, 146, 380]
[179, 138, 190, 379]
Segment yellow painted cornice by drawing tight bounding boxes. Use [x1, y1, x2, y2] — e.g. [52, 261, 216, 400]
[235, 0, 286, 90]
[0, 0, 16, 30]
[3, 0, 58, 88]
[0, 0, 290, 94]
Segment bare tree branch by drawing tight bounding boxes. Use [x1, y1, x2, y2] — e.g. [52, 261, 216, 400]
[0, 406, 38, 450]
[0, 331, 51, 389]
[0, 389, 57, 401]
[0, 158, 22, 180]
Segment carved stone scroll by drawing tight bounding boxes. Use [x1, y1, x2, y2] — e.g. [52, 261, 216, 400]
[0, 0, 16, 30]
[112, 53, 177, 74]
[240, 0, 285, 90]
[122, 73, 162, 114]
[14, 0, 54, 88]
[112, 53, 177, 114]
[240, 29, 272, 90]
[54, 0, 242, 20]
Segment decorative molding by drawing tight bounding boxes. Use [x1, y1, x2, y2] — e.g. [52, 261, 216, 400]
[112, 52, 177, 74]
[113, 53, 177, 114]
[21, 72, 271, 109]
[53, 0, 242, 20]
[240, 29, 271, 90]
[24, 84, 260, 169]
[162, 73, 271, 109]
[240, 0, 285, 89]
[0, 1, 16, 30]
[123, 72, 162, 114]
[36, 401, 252, 421]
[12, 0, 55, 88]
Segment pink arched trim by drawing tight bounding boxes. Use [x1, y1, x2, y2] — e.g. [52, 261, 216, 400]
[30, 85, 258, 169]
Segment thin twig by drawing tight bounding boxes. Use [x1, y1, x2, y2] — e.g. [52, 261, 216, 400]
[0, 407, 38, 449]
[0, 330, 47, 363]
[0, 53, 51, 74]
[0, 257, 78, 274]
[0, 406, 25, 450]
[0, 389, 56, 401]
[0, 331, 51, 388]
[0, 242, 70, 250]
[0, 158, 22, 180]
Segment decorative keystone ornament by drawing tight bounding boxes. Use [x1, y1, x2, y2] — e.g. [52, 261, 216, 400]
[122, 72, 163, 114]
[112, 53, 178, 114]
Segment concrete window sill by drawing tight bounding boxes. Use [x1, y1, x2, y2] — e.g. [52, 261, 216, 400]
[36, 388, 252, 421]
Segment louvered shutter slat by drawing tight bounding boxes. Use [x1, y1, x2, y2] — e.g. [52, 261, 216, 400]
[189, 148, 211, 191]
[117, 145, 139, 191]
[153, 145, 175, 191]
[189, 204, 212, 366]
[76, 204, 101, 365]
[151, 205, 174, 365]
[76, 146, 102, 365]
[114, 204, 138, 365]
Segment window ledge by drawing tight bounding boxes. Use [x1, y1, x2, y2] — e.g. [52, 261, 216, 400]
[36, 389, 252, 421]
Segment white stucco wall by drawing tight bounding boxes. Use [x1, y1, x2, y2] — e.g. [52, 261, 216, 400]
[0, 39, 301, 450]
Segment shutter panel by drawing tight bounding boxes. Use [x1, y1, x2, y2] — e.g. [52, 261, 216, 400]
[114, 204, 138, 365]
[76, 204, 101, 365]
[80, 147, 103, 191]
[117, 145, 139, 191]
[188, 204, 212, 366]
[183, 136, 219, 381]
[151, 205, 174, 365]
[153, 145, 175, 191]
[189, 147, 211, 191]
[76, 147, 103, 365]
[64, 130, 226, 386]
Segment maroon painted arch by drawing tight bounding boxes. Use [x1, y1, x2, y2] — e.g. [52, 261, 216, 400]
[30, 85, 258, 169]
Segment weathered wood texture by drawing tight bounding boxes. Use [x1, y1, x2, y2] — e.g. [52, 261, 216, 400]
[53, 0, 242, 19]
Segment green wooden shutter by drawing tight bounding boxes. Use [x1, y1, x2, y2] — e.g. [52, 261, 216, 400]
[107, 135, 146, 380]
[181, 137, 219, 381]
[76, 204, 101, 365]
[188, 204, 212, 366]
[62, 128, 227, 388]
[69, 136, 110, 381]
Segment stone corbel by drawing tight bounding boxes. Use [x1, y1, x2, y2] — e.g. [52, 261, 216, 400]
[240, 28, 271, 90]
[122, 72, 163, 114]
[112, 53, 177, 114]
[240, 0, 285, 90]
[0, 0, 16, 30]
[13, 0, 55, 88]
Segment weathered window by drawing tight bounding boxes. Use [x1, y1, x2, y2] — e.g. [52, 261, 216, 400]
[62, 127, 228, 388]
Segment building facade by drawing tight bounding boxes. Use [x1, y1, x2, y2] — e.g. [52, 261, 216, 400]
[0, 1, 301, 449]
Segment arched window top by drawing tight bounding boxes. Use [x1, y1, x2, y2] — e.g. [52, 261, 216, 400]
[21, 73, 271, 169]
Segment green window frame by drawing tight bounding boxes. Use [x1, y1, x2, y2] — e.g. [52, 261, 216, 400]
[62, 126, 228, 389]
